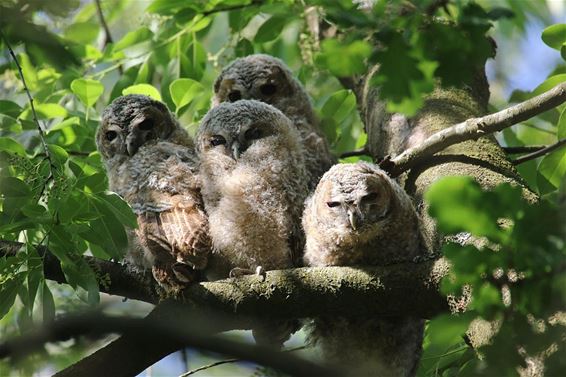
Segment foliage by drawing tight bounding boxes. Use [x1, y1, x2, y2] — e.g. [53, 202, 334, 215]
[0, 0, 564, 375]
[422, 177, 565, 376]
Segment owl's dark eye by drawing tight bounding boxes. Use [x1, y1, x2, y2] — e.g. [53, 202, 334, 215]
[210, 135, 226, 147]
[139, 118, 154, 131]
[326, 201, 341, 208]
[362, 192, 378, 201]
[228, 90, 241, 102]
[105, 131, 118, 141]
[244, 127, 262, 140]
[259, 83, 276, 96]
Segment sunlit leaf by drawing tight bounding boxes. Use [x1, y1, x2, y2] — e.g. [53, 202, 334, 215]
[64, 21, 100, 45]
[20, 103, 67, 120]
[316, 39, 372, 77]
[0, 137, 26, 156]
[558, 107, 566, 139]
[169, 78, 204, 112]
[40, 281, 55, 323]
[537, 148, 566, 194]
[122, 84, 162, 101]
[320, 90, 357, 124]
[541, 24, 566, 51]
[532, 74, 566, 96]
[71, 78, 104, 108]
[113, 27, 153, 51]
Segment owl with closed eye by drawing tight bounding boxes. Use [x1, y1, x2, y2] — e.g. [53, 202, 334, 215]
[96, 94, 211, 293]
[213, 54, 335, 190]
[197, 100, 308, 346]
[303, 162, 425, 376]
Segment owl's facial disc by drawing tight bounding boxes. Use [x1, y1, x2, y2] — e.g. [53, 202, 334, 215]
[126, 116, 156, 156]
[326, 189, 387, 231]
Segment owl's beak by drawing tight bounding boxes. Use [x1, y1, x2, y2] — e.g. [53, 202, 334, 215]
[231, 141, 240, 160]
[126, 134, 141, 156]
[348, 209, 360, 230]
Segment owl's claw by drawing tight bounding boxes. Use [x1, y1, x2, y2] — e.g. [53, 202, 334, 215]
[229, 266, 266, 281]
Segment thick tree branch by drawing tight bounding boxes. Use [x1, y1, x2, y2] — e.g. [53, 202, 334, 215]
[512, 138, 566, 165]
[381, 82, 566, 177]
[0, 311, 338, 377]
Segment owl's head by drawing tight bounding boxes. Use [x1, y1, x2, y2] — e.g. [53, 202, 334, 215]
[212, 54, 313, 122]
[313, 162, 395, 232]
[96, 94, 181, 160]
[196, 100, 293, 160]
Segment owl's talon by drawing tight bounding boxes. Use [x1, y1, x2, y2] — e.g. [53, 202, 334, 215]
[255, 266, 266, 281]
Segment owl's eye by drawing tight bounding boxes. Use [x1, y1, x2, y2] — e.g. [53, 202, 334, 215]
[139, 118, 154, 130]
[105, 131, 118, 141]
[259, 83, 276, 96]
[210, 135, 227, 147]
[244, 127, 262, 140]
[228, 91, 241, 102]
[326, 201, 341, 208]
[361, 192, 378, 201]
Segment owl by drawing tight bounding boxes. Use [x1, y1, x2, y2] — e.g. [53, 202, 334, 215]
[197, 99, 308, 346]
[303, 161, 425, 376]
[96, 94, 211, 292]
[212, 53, 335, 190]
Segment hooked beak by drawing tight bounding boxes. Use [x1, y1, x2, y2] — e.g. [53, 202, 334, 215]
[231, 141, 240, 160]
[347, 209, 361, 230]
[126, 133, 142, 156]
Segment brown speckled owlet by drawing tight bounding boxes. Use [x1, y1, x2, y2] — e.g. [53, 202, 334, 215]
[213, 54, 335, 189]
[96, 94, 211, 293]
[303, 162, 425, 376]
[197, 100, 308, 346]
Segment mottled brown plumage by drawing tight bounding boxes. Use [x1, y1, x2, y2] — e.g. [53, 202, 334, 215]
[213, 54, 335, 189]
[96, 94, 211, 293]
[303, 162, 425, 376]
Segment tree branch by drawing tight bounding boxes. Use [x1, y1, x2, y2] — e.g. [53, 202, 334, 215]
[340, 146, 370, 158]
[380, 82, 566, 177]
[512, 138, 566, 165]
[0, 311, 338, 377]
[94, 0, 113, 47]
[503, 145, 547, 154]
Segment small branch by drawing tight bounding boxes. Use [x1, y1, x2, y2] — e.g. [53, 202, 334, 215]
[94, 0, 113, 47]
[503, 145, 547, 154]
[340, 146, 369, 158]
[512, 138, 566, 165]
[380, 82, 566, 177]
[0, 29, 54, 181]
[180, 346, 307, 376]
[0, 311, 338, 377]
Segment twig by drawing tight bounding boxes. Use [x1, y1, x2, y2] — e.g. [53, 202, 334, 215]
[503, 145, 547, 154]
[94, 0, 123, 74]
[381, 82, 566, 177]
[0, 312, 339, 377]
[180, 346, 307, 376]
[340, 146, 369, 158]
[512, 138, 566, 165]
[0, 29, 55, 199]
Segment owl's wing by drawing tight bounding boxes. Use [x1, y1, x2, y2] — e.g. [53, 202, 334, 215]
[137, 194, 211, 276]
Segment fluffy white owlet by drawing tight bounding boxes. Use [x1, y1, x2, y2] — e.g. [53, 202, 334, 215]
[303, 161, 425, 376]
[212, 53, 335, 190]
[197, 100, 309, 346]
[96, 94, 211, 292]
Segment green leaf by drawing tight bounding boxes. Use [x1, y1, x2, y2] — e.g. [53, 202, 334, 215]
[183, 40, 207, 81]
[122, 84, 162, 101]
[0, 177, 31, 198]
[147, 0, 190, 15]
[254, 16, 288, 43]
[558, 107, 566, 139]
[169, 78, 204, 112]
[48, 144, 69, 167]
[541, 24, 566, 51]
[113, 27, 153, 51]
[316, 39, 372, 77]
[71, 78, 104, 108]
[40, 281, 55, 323]
[0, 137, 26, 156]
[235, 38, 254, 57]
[532, 74, 566, 96]
[0, 273, 24, 320]
[21, 103, 67, 120]
[97, 192, 138, 229]
[537, 148, 566, 194]
[0, 100, 23, 118]
[64, 21, 100, 45]
[321, 90, 357, 124]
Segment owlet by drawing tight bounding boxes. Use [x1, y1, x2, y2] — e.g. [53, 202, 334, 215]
[96, 94, 211, 292]
[212, 53, 335, 189]
[303, 161, 425, 376]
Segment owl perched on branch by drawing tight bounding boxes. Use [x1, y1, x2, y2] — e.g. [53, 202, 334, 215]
[303, 162, 425, 376]
[96, 94, 211, 293]
[197, 100, 309, 346]
[212, 53, 335, 189]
